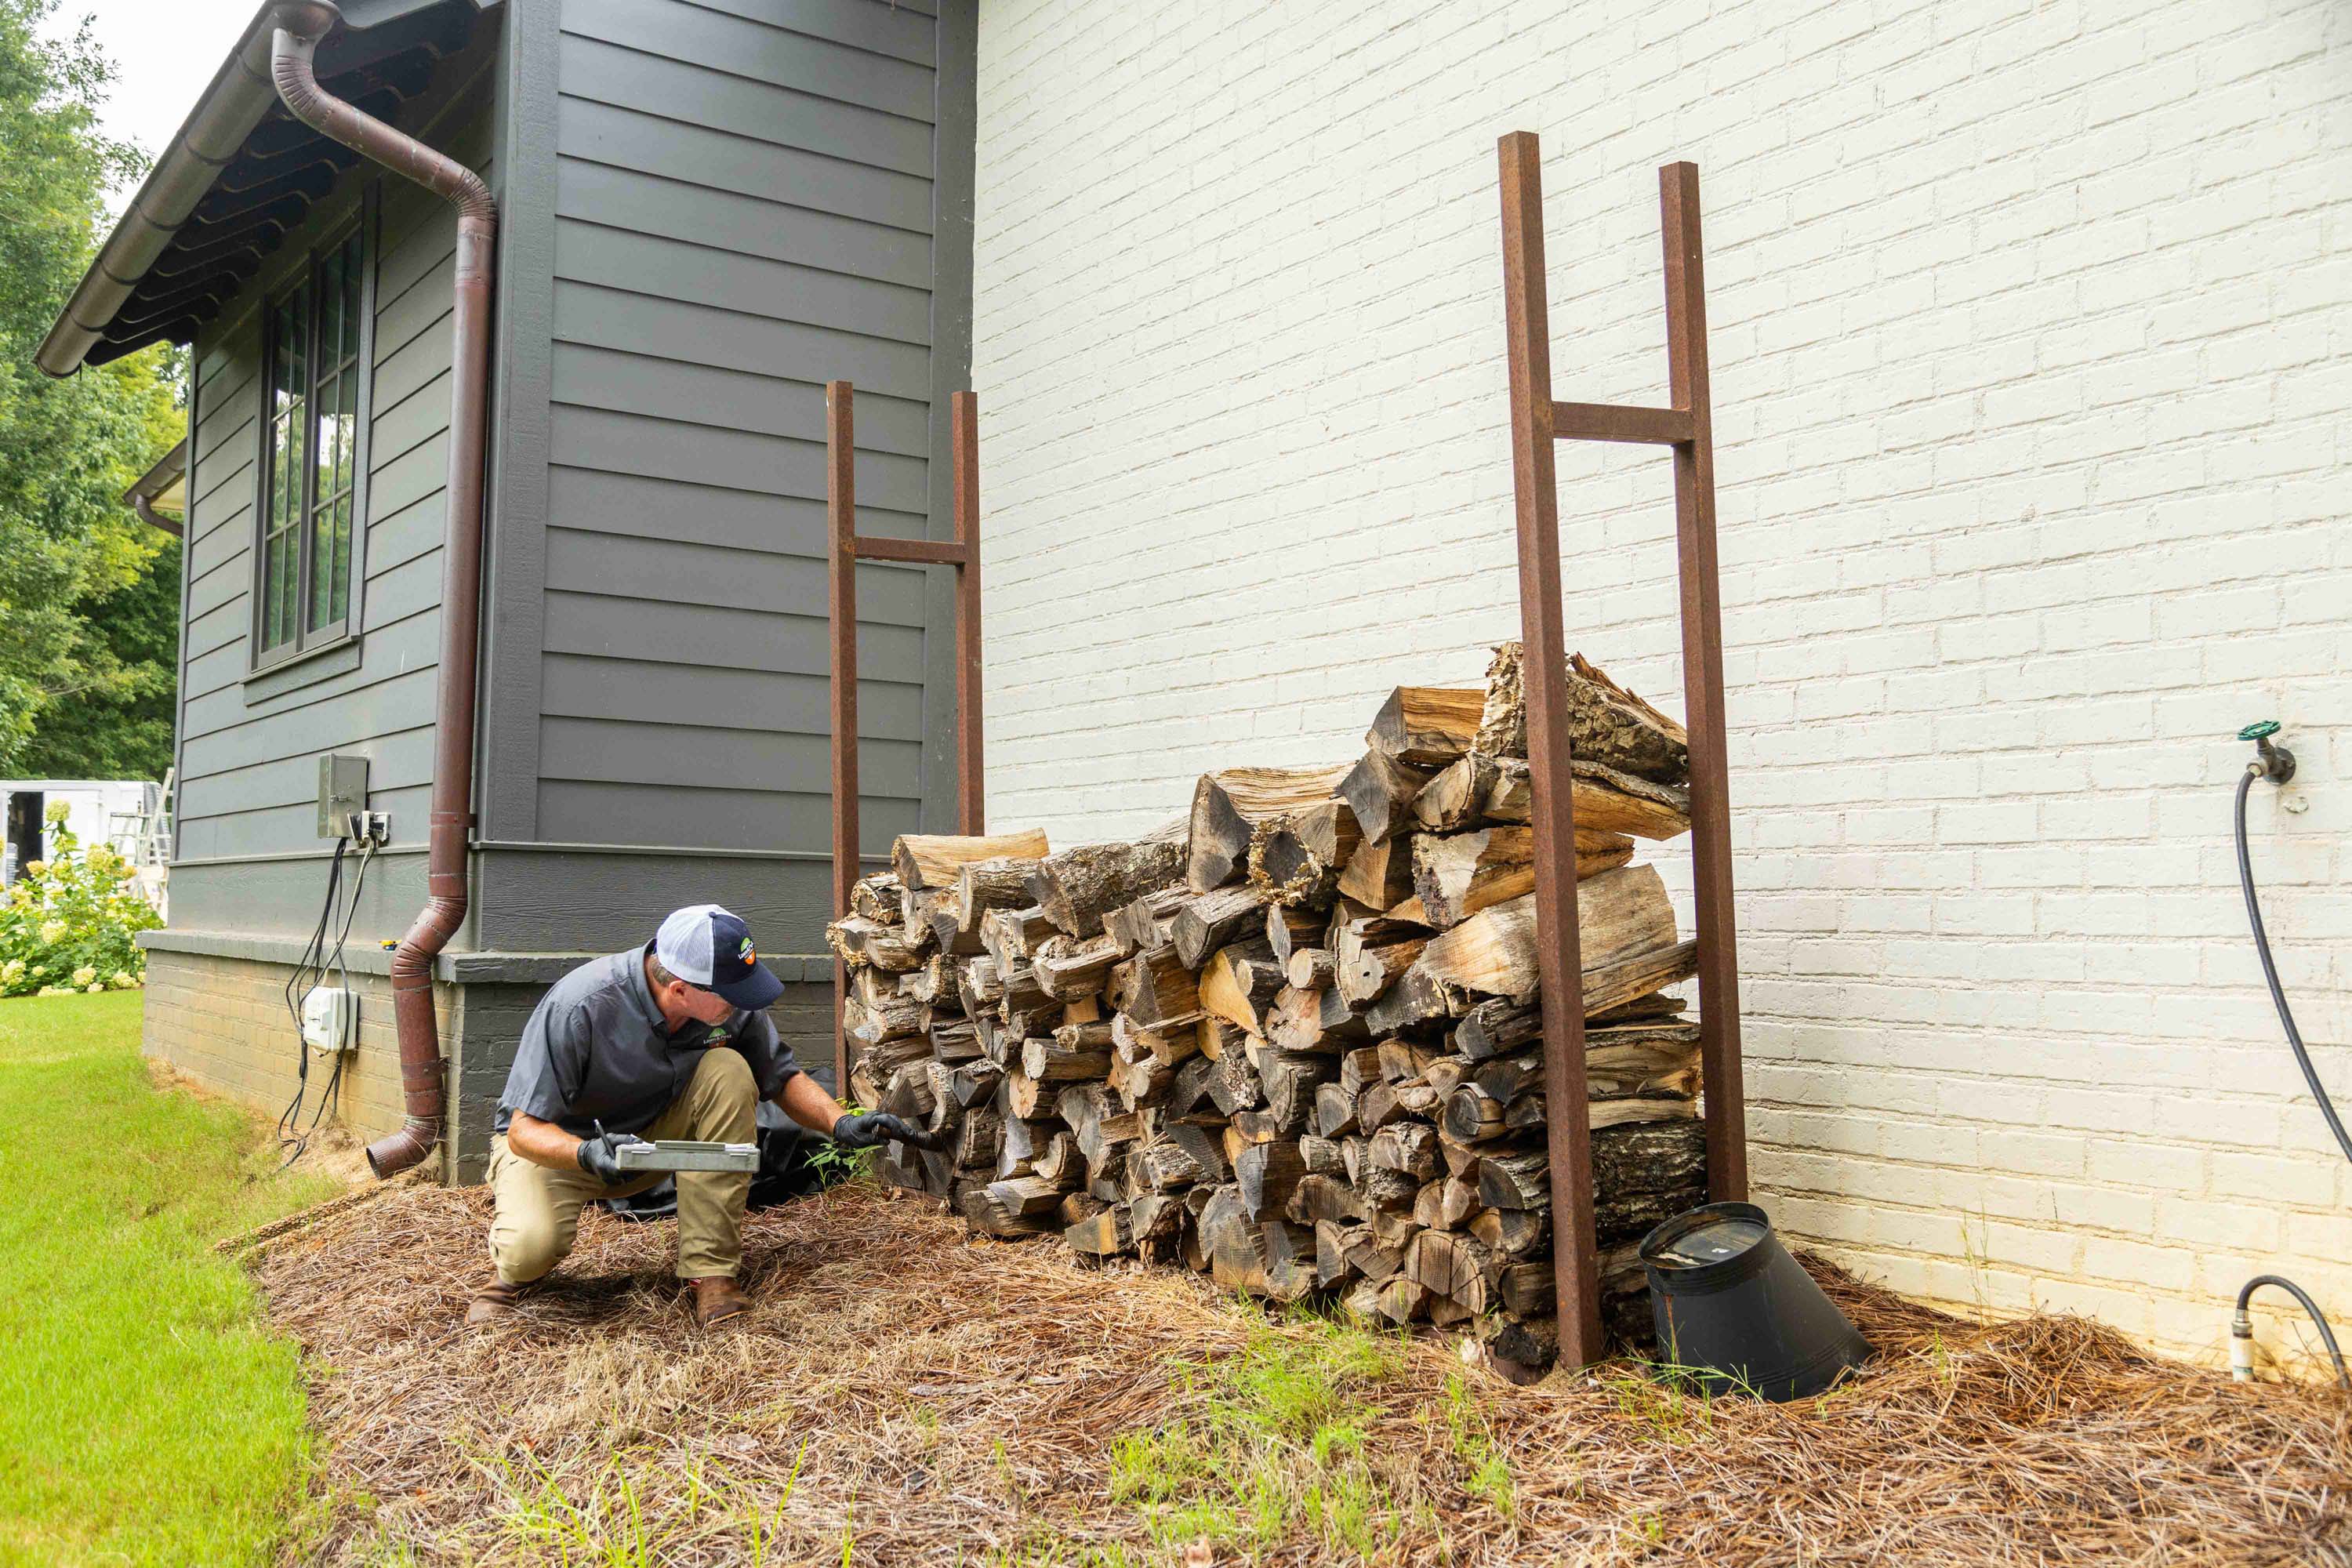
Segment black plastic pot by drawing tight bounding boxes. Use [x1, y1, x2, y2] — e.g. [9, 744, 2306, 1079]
[1639, 1201, 1871, 1400]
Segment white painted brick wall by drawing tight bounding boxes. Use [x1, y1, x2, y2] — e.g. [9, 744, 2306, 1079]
[971, 0, 2351, 1370]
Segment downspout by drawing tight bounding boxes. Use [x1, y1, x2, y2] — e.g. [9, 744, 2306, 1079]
[270, 2, 495, 1178]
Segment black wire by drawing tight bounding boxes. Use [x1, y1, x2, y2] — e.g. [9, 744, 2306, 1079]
[298, 839, 374, 1147]
[2233, 766, 2352, 1394]
[2234, 768, 2352, 1164]
[2239, 1275, 2350, 1392]
[275, 838, 348, 1165]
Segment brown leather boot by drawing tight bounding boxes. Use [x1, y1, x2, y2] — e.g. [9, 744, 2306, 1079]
[688, 1276, 751, 1329]
[466, 1277, 529, 1326]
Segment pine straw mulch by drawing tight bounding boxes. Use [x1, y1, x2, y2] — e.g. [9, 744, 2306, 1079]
[251, 1179, 2352, 1567]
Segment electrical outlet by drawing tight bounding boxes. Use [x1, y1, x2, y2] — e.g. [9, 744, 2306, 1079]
[358, 810, 391, 847]
[300, 986, 358, 1054]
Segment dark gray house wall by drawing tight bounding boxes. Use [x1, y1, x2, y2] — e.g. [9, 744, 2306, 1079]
[470, 0, 978, 966]
[141, 0, 975, 1171]
[169, 24, 504, 944]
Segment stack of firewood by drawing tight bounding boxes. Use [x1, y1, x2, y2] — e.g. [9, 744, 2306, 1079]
[825, 643, 1707, 1370]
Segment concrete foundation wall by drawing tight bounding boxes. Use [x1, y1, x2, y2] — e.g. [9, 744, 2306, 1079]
[971, 0, 2352, 1370]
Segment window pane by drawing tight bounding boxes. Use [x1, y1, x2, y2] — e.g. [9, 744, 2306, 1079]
[339, 231, 364, 363]
[329, 495, 352, 626]
[263, 529, 287, 648]
[318, 252, 343, 377]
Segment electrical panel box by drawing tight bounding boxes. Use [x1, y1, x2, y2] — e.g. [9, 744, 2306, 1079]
[301, 986, 358, 1055]
[317, 754, 367, 839]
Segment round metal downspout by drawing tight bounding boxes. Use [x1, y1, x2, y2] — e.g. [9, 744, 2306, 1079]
[271, 1, 496, 1178]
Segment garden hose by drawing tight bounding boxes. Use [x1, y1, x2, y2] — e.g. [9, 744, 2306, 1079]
[2227, 722, 2350, 1392]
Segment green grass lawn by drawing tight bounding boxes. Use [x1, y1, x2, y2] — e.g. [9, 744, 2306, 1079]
[0, 990, 340, 1566]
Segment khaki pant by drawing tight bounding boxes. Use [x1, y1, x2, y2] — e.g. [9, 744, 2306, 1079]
[487, 1047, 757, 1284]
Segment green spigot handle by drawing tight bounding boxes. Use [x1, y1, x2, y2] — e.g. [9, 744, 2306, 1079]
[2238, 720, 2295, 784]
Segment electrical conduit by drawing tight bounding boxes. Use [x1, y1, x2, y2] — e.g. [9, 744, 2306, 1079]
[270, 2, 495, 1178]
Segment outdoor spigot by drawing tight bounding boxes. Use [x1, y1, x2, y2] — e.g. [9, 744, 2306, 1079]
[2239, 720, 2295, 785]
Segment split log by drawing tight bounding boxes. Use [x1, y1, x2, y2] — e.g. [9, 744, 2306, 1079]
[980, 905, 1056, 975]
[1247, 800, 1359, 907]
[1337, 835, 1417, 910]
[1410, 826, 1635, 927]
[1197, 940, 1286, 1035]
[1022, 1036, 1112, 1083]
[1365, 687, 1483, 768]
[1334, 915, 1432, 1007]
[1283, 949, 1335, 990]
[1263, 903, 1326, 967]
[1406, 1229, 1502, 1314]
[1186, 765, 1350, 893]
[953, 857, 1043, 935]
[850, 874, 903, 924]
[844, 995, 924, 1046]
[1172, 884, 1270, 970]
[895, 829, 1051, 892]
[1266, 984, 1366, 1054]
[1236, 1142, 1308, 1221]
[1477, 643, 1688, 784]
[1338, 749, 1436, 844]
[1199, 1185, 1269, 1293]
[1033, 933, 1123, 1000]
[1261, 1221, 1319, 1302]
[1027, 824, 1186, 942]
[1109, 944, 1201, 1028]
[1105, 885, 1189, 957]
[1411, 866, 1677, 1003]
[1414, 750, 1688, 840]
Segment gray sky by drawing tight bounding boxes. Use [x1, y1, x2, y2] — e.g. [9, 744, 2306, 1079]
[42, 0, 260, 210]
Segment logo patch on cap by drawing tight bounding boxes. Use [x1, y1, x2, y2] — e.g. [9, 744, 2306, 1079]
[739, 937, 755, 964]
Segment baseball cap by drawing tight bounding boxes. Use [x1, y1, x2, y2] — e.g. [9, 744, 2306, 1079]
[654, 903, 783, 1011]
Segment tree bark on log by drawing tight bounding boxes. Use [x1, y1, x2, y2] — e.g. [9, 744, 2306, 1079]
[1030, 829, 1187, 938]
[1477, 643, 1689, 783]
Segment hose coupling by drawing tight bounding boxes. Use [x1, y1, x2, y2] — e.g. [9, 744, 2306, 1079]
[2230, 1309, 2256, 1382]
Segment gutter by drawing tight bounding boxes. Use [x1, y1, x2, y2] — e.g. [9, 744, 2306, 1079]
[270, 0, 495, 1179]
[125, 440, 188, 537]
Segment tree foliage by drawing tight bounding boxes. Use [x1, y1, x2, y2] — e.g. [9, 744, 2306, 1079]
[0, 0, 182, 780]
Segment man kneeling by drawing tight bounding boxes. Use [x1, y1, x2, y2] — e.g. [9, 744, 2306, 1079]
[470, 903, 933, 1328]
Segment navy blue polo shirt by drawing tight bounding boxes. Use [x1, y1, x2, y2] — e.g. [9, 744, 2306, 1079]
[494, 943, 802, 1138]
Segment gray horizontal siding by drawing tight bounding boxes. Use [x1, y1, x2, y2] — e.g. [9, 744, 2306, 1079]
[168, 73, 498, 935]
[526, 0, 954, 928]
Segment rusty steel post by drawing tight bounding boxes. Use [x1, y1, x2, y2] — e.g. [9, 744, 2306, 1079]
[829, 383, 989, 1094]
[1496, 130, 1605, 1368]
[952, 392, 985, 836]
[1661, 162, 1748, 1202]
[827, 381, 858, 1094]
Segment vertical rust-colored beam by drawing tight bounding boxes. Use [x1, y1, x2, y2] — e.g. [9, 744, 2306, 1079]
[1660, 163, 1748, 1202]
[951, 391, 985, 836]
[827, 380, 858, 1094]
[1497, 130, 1603, 1368]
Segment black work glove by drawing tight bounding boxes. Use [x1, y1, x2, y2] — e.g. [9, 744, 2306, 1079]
[831, 1111, 939, 1152]
[575, 1120, 644, 1185]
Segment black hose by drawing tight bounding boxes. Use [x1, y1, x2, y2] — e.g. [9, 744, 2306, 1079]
[2232, 764, 2351, 1394]
[2238, 1276, 2350, 1392]
[2233, 768, 2352, 1165]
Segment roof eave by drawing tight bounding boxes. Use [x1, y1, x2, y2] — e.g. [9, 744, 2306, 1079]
[34, 0, 501, 379]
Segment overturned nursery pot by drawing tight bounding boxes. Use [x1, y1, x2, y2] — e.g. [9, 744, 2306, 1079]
[1639, 1202, 1872, 1400]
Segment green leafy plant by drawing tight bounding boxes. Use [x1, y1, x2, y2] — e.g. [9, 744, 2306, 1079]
[0, 801, 158, 997]
[804, 1102, 880, 1188]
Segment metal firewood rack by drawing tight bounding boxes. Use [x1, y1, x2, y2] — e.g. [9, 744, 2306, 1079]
[1494, 132, 1748, 1367]
[826, 381, 986, 1091]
